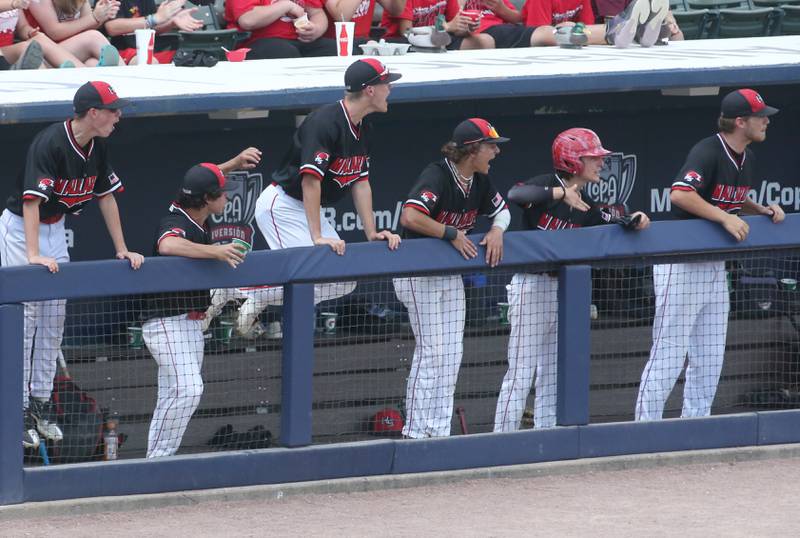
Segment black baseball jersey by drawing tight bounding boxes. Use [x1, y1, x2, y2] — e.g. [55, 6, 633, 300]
[515, 173, 613, 231]
[272, 100, 371, 206]
[401, 158, 508, 239]
[671, 133, 756, 219]
[5, 121, 122, 222]
[143, 204, 212, 320]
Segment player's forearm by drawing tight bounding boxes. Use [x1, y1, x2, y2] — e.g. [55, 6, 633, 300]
[507, 183, 557, 206]
[352, 182, 378, 238]
[22, 201, 42, 260]
[670, 190, 729, 224]
[158, 236, 217, 259]
[399, 207, 446, 238]
[740, 197, 772, 216]
[301, 175, 324, 241]
[97, 195, 130, 254]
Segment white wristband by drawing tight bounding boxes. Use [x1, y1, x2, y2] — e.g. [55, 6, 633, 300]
[491, 208, 511, 232]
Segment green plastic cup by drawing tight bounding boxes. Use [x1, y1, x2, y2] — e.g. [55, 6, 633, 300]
[231, 238, 252, 254]
[497, 302, 510, 326]
[127, 326, 144, 349]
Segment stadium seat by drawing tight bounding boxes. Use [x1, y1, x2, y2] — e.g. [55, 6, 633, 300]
[715, 7, 775, 37]
[670, 0, 688, 10]
[673, 9, 712, 38]
[778, 4, 800, 32]
[752, 0, 800, 6]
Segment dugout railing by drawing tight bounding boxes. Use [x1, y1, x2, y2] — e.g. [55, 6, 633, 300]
[1, 214, 799, 505]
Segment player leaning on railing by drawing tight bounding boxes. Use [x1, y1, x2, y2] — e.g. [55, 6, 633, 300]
[493, 128, 650, 432]
[636, 89, 785, 422]
[393, 118, 510, 439]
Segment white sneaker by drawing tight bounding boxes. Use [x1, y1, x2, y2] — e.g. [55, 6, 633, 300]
[637, 0, 670, 47]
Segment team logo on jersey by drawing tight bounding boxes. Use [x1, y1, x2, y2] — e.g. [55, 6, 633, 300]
[683, 170, 703, 186]
[420, 191, 438, 204]
[584, 151, 637, 218]
[37, 178, 54, 191]
[314, 151, 330, 167]
[208, 170, 263, 245]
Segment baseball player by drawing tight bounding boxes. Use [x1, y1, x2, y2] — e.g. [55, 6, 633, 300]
[0, 81, 144, 450]
[227, 59, 403, 335]
[635, 89, 785, 420]
[394, 118, 510, 438]
[635, 89, 784, 421]
[494, 128, 649, 432]
[143, 161, 249, 459]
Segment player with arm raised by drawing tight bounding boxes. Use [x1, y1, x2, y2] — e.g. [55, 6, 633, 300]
[494, 128, 649, 432]
[636, 89, 783, 421]
[393, 118, 510, 439]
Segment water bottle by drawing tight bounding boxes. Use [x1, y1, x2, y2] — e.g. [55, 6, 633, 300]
[104, 419, 119, 461]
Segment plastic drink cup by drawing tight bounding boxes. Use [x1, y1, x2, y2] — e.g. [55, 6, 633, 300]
[321, 312, 338, 334]
[335, 21, 355, 56]
[780, 278, 797, 291]
[232, 238, 252, 253]
[497, 302, 509, 326]
[214, 320, 234, 345]
[128, 326, 144, 349]
[134, 29, 155, 65]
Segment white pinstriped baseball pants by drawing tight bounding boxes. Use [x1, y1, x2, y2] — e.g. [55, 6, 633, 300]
[0, 209, 68, 409]
[143, 315, 204, 458]
[494, 273, 559, 432]
[636, 262, 729, 421]
[393, 275, 465, 439]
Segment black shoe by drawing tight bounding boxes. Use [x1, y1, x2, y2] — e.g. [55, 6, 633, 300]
[30, 398, 63, 442]
[24, 409, 41, 449]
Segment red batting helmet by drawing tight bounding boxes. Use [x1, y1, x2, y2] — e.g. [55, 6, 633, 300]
[552, 128, 612, 175]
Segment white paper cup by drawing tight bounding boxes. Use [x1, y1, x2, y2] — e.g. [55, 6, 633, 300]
[334, 21, 355, 57]
[134, 29, 155, 65]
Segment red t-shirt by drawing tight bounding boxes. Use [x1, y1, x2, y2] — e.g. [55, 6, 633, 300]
[226, 0, 324, 42]
[521, 0, 594, 26]
[381, 0, 459, 37]
[461, 0, 518, 32]
[323, 0, 376, 38]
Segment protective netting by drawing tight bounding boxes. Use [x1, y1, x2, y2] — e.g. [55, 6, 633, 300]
[18, 248, 800, 464]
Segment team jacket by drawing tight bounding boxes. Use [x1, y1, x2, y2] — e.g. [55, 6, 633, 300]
[401, 158, 508, 239]
[521, 0, 594, 26]
[515, 173, 613, 231]
[670, 133, 756, 219]
[5, 121, 122, 222]
[272, 101, 371, 206]
[143, 204, 212, 320]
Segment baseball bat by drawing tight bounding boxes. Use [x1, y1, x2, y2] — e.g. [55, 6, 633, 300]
[456, 406, 468, 435]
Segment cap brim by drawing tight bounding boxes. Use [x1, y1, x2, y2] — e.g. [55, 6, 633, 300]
[753, 105, 779, 117]
[491, 136, 510, 144]
[385, 72, 402, 84]
[585, 148, 612, 157]
[102, 98, 131, 110]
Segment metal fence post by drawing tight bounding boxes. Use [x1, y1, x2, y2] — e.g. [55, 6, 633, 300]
[281, 283, 315, 447]
[557, 265, 591, 426]
[0, 304, 24, 504]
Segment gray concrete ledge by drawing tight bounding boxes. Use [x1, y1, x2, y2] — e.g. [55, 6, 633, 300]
[3, 443, 799, 520]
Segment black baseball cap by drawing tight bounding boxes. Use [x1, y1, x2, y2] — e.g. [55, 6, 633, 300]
[720, 89, 778, 119]
[452, 118, 510, 147]
[73, 81, 130, 114]
[344, 59, 401, 92]
[181, 163, 236, 196]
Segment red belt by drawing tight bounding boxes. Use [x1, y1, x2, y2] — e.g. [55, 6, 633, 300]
[41, 215, 64, 224]
[187, 311, 207, 320]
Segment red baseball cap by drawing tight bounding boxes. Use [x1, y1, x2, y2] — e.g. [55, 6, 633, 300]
[720, 89, 778, 119]
[73, 81, 130, 114]
[371, 408, 403, 434]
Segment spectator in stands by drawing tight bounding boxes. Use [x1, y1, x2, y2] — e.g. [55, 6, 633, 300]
[592, 0, 683, 42]
[226, 0, 337, 59]
[521, 0, 670, 48]
[635, 89, 783, 422]
[104, 0, 203, 64]
[27, 0, 122, 66]
[144, 150, 259, 459]
[493, 128, 649, 432]
[460, 0, 558, 48]
[1, 0, 87, 68]
[394, 118, 510, 438]
[322, 0, 406, 45]
[381, 0, 495, 49]
[0, 81, 143, 451]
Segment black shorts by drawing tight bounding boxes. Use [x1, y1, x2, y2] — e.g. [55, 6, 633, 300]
[483, 24, 536, 48]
